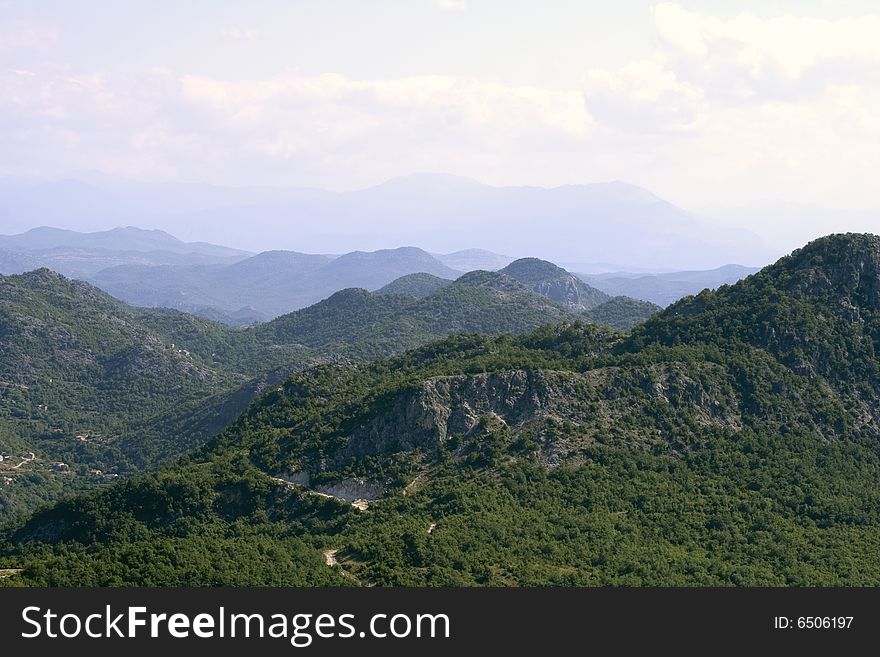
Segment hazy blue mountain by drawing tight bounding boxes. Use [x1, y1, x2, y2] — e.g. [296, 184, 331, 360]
[500, 258, 610, 310]
[318, 247, 458, 290]
[0, 226, 250, 258]
[91, 247, 462, 321]
[0, 249, 40, 274]
[582, 264, 760, 306]
[0, 174, 773, 269]
[434, 248, 515, 272]
[0, 227, 252, 278]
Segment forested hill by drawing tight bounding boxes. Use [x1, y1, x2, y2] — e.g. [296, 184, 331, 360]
[256, 271, 576, 360]
[4, 234, 880, 586]
[0, 264, 642, 519]
[0, 269, 255, 516]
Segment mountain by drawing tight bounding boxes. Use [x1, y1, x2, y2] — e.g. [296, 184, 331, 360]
[435, 249, 515, 272]
[5, 234, 880, 586]
[500, 258, 610, 310]
[0, 226, 248, 257]
[318, 247, 458, 291]
[0, 174, 773, 268]
[89, 247, 459, 320]
[0, 227, 252, 278]
[376, 273, 453, 298]
[583, 264, 760, 306]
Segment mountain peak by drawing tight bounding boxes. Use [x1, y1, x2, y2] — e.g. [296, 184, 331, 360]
[502, 258, 569, 281]
[765, 232, 880, 308]
[500, 258, 610, 310]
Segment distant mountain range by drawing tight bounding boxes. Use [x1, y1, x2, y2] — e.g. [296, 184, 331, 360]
[88, 246, 462, 322]
[0, 226, 251, 280]
[0, 173, 776, 268]
[0, 226, 757, 321]
[581, 264, 760, 307]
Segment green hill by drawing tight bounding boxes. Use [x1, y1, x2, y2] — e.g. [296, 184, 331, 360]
[5, 235, 880, 586]
[376, 272, 453, 298]
[584, 296, 661, 330]
[0, 269, 258, 516]
[500, 258, 610, 310]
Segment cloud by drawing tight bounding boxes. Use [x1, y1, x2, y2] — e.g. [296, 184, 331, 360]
[437, 0, 466, 10]
[0, 68, 593, 187]
[0, 20, 59, 52]
[219, 26, 260, 41]
[577, 4, 880, 209]
[652, 3, 880, 100]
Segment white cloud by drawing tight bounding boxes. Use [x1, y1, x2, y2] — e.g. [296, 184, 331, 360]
[652, 3, 880, 99]
[219, 26, 260, 41]
[0, 20, 59, 52]
[0, 68, 593, 187]
[577, 4, 880, 209]
[437, 0, 466, 11]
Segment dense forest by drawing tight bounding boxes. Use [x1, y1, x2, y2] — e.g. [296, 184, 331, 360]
[2, 234, 879, 586]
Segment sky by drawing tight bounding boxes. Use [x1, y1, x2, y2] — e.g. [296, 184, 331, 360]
[2, 1, 880, 227]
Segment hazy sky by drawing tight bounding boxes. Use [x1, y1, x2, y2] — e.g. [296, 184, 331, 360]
[3, 1, 880, 214]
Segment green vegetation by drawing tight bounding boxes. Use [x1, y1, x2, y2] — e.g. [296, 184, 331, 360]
[3, 234, 879, 586]
[584, 296, 661, 330]
[376, 272, 452, 298]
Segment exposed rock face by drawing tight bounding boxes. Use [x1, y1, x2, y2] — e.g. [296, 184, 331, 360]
[530, 276, 596, 311]
[314, 478, 383, 502]
[499, 258, 610, 310]
[277, 470, 310, 487]
[334, 365, 743, 466]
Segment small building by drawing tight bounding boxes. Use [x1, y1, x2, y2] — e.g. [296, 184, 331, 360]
[49, 462, 70, 472]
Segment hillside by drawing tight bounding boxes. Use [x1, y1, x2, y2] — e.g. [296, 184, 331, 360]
[255, 271, 575, 360]
[584, 296, 661, 329]
[4, 234, 880, 586]
[500, 258, 610, 310]
[0, 270, 253, 516]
